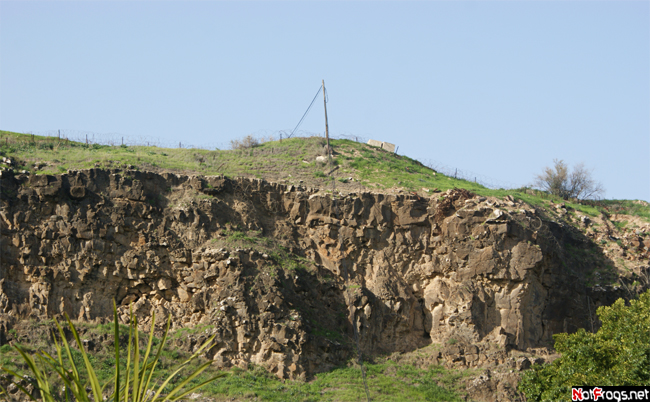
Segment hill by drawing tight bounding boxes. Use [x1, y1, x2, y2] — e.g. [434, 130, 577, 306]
[0, 130, 649, 401]
[2, 129, 648, 280]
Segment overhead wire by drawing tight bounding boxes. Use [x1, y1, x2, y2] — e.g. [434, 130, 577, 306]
[289, 86, 322, 138]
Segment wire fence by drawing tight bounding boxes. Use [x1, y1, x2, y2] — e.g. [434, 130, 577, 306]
[22, 129, 519, 189]
[27, 129, 371, 149]
[420, 159, 521, 190]
[31, 129, 231, 151]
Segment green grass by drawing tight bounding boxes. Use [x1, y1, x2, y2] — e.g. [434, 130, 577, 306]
[210, 228, 313, 275]
[337, 139, 485, 193]
[2, 130, 648, 226]
[1, 318, 465, 402]
[598, 200, 650, 220]
[0, 131, 329, 181]
[166, 323, 214, 341]
[0, 130, 493, 194]
[198, 360, 467, 402]
[220, 229, 270, 246]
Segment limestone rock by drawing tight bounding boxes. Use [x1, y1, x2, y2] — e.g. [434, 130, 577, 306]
[0, 169, 628, 382]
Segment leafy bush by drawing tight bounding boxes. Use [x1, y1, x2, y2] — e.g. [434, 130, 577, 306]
[519, 291, 650, 401]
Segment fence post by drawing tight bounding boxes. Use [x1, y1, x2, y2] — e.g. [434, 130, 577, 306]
[122, 137, 124, 146]
[58, 130, 60, 140]
[86, 135, 88, 146]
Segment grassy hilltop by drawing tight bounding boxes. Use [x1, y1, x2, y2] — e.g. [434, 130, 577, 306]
[0, 130, 489, 192]
[0, 130, 647, 218]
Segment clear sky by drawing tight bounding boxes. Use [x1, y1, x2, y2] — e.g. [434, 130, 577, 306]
[1, 1, 648, 200]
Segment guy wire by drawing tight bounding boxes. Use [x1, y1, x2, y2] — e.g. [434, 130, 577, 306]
[290, 86, 322, 138]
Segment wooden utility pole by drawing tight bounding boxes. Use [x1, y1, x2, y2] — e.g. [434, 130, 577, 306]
[322, 80, 330, 155]
[322, 80, 337, 198]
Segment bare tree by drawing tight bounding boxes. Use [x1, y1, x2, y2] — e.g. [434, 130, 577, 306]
[567, 162, 606, 200]
[229, 135, 260, 150]
[535, 159, 605, 200]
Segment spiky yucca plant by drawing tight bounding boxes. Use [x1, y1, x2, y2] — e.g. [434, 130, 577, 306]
[0, 302, 225, 402]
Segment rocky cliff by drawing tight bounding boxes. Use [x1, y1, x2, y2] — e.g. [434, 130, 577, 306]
[0, 169, 626, 380]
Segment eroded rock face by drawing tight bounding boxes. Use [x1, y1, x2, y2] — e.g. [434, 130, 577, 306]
[0, 169, 617, 378]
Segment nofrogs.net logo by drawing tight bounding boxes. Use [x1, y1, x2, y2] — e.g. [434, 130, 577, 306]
[572, 386, 650, 402]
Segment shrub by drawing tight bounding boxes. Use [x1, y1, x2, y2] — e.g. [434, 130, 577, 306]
[534, 159, 604, 200]
[519, 290, 650, 401]
[229, 135, 259, 150]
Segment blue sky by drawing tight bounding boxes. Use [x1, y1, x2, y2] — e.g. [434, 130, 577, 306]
[1, 1, 648, 200]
